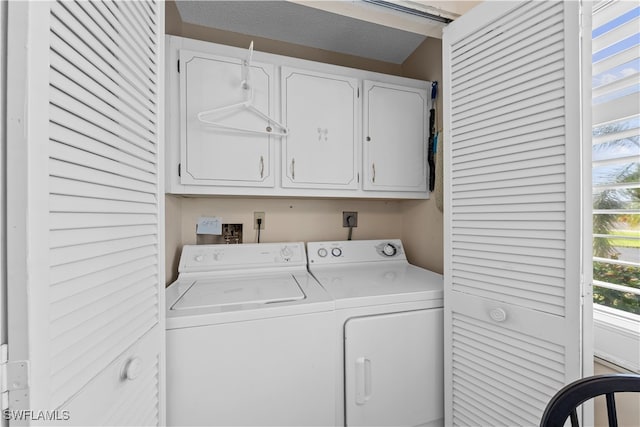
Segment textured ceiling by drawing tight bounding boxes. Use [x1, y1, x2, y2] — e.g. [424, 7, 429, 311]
[175, 1, 429, 64]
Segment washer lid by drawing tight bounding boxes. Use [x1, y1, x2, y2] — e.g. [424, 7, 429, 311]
[171, 274, 305, 310]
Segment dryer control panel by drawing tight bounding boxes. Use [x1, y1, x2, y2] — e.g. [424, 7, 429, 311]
[179, 242, 306, 273]
[307, 239, 406, 265]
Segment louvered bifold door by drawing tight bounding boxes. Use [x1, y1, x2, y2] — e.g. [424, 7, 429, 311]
[443, 1, 590, 426]
[6, 1, 164, 425]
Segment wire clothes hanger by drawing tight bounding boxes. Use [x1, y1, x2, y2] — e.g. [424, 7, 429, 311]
[196, 41, 289, 137]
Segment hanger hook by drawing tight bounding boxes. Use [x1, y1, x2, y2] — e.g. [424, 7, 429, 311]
[241, 41, 254, 92]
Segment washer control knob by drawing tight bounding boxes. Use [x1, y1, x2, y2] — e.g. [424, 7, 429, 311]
[194, 255, 204, 262]
[331, 247, 342, 257]
[382, 243, 397, 257]
[280, 246, 293, 258]
[317, 248, 328, 258]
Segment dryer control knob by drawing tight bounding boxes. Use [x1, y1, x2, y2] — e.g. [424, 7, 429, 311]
[382, 243, 397, 257]
[194, 255, 204, 262]
[317, 248, 328, 257]
[331, 248, 342, 257]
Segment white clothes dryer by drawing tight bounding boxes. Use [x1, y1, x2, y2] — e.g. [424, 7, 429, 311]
[307, 239, 444, 427]
[166, 242, 335, 426]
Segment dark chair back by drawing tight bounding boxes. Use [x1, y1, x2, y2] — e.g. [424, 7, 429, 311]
[540, 374, 640, 427]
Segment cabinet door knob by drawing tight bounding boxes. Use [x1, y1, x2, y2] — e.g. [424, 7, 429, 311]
[291, 158, 296, 180]
[366, 136, 371, 142]
[372, 163, 376, 183]
[259, 156, 264, 178]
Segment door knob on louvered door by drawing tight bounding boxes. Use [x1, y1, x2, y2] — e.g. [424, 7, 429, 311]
[121, 357, 142, 381]
[489, 308, 507, 322]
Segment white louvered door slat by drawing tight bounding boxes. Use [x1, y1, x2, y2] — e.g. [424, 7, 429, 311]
[443, 1, 591, 426]
[50, 159, 157, 195]
[50, 224, 158, 247]
[6, 1, 164, 425]
[49, 29, 157, 122]
[51, 3, 157, 107]
[49, 121, 156, 172]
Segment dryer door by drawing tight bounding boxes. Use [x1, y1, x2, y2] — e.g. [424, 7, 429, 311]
[344, 309, 444, 426]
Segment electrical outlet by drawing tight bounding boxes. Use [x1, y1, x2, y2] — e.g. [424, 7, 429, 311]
[254, 212, 266, 230]
[343, 211, 358, 227]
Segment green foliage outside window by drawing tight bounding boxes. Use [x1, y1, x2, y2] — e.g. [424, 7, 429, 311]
[592, 154, 639, 315]
[593, 262, 640, 314]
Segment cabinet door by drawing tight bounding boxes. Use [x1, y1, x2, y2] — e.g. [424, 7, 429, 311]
[344, 309, 444, 427]
[363, 81, 428, 192]
[281, 67, 359, 189]
[180, 50, 275, 187]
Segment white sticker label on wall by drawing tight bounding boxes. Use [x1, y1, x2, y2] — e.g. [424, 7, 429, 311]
[196, 216, 222, 235]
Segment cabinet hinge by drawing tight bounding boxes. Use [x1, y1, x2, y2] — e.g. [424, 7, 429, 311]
[178, 163, 181, 177]
[1, 344, 30, 411]
[0, 344, 6, 410]
[177, 60, 180, 73]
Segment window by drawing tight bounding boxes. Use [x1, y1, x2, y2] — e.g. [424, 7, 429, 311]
[592, 1, 640, 372]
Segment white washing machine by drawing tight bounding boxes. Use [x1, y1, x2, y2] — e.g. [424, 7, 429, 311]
[307, 239, 444, 427]
[165, 242, 335, 426]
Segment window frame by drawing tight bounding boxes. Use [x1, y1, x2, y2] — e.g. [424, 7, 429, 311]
[593, 305, 640, 372]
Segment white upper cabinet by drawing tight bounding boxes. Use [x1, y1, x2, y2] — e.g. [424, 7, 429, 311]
[179, 50, 276, 187]
[363, 81, 429, 192]
[166, 36, 431, 199]
[281, 67, 359, 189]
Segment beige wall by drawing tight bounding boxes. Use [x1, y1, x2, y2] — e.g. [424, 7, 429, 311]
[164, 1, 444, 283]
[166, 195, 403, 283]
[593, 361, 640, 427]
[400, 38, 444, 273]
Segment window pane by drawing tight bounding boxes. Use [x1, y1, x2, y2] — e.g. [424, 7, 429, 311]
[593, 82, 640, 105]
[593, 33, 640, 63]
[593, 285, 640, 315]
[593, 261, 640, 315]
[592, 58, 640, 89]
[593, 162, 640, 186]
[593, 6, 640, 37]
[593, 190, 639, 210]
[593, 136, 639, 162]
[593, 116, 640, 136]
[593, 235, 640, 263]
[592, 2, 640, 317]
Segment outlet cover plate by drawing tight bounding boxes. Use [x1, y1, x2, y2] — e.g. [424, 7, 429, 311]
[254, 211, 265, 230]
[343, 211, 358, 227]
